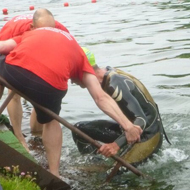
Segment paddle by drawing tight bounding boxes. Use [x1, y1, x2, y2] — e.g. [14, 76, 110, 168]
[0, 76, 153, 181]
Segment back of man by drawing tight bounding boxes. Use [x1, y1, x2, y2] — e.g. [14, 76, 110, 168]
[5, 27, 93, 91]
[0, 15, 33, 40]
[0, 14, 69, 40]
[103, 67, 159, 131]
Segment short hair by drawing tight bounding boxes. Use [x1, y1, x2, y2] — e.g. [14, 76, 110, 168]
[33, 8, 55, 28]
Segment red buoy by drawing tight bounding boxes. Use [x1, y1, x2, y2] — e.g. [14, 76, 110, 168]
[2, 8, 8, 15]
[91, 0, 97, 3]
[64, 2, 69, 7]
[29, 6, 35, 11]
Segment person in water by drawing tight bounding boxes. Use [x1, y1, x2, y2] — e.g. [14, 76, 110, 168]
[72, 47, 170, 166]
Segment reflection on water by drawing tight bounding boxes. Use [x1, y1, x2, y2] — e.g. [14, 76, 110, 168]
[1, 0, 190, 189]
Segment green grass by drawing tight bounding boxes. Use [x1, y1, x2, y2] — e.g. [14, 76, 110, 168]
[0, 175, 40, 190]
[0, 166, 40, 190]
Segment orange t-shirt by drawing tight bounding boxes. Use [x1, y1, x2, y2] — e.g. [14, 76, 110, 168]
[0, 14, 69, 40]
[5, 27, 94, 90]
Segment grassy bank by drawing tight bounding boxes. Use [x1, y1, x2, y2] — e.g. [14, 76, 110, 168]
[0, 166, 40, 190]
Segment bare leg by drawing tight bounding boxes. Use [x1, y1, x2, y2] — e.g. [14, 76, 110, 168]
[0, 85, 4, 99]
[42, 120, 62, 177]
[30, 108, 43, 133]
[7, 89, 29, 152]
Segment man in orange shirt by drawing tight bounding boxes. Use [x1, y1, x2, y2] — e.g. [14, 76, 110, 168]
[0, 9, 70, 151]
[0, 11, 142, 178]
[0, 12, 69, 40]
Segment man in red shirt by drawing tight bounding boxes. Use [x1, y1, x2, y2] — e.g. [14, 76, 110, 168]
[0, 13, 69, 40]
[0, 9, 70, 152]
[0, 16, 142, 177]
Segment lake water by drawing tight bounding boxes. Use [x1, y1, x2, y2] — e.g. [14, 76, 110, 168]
[0, 0, 190, 189]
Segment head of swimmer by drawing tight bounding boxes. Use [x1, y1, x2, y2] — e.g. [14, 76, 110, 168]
[30, 8, 55, 30]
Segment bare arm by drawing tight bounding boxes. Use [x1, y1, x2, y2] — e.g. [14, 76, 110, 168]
[0, 39, 17, 100]
[0, 39, 17, 54]
[83, 72, 142, 146]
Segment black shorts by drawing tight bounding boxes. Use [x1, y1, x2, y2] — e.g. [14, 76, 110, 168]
[0, 55, 67, 124]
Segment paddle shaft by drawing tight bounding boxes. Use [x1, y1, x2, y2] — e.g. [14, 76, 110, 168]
[0, 76, 149, 179]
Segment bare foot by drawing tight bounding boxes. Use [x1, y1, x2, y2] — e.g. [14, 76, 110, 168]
[15, 134, 30, 152]
[21, 141, 30, 152]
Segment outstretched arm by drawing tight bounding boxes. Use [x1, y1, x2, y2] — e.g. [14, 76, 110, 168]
[0, 39, 17, 100]
[0, 39, 17, 54]
[0, 39, 17, 99]
[83, 72, 142, 156]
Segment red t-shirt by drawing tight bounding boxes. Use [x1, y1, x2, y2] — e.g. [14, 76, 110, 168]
[0, 14, 69, 40]
[5, 27, 95, 90]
